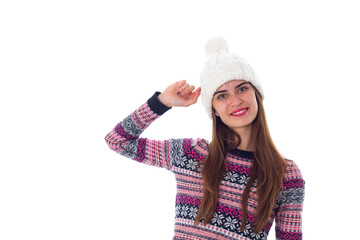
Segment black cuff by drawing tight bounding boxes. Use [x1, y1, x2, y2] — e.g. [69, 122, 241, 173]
[147, 92, 172, 115]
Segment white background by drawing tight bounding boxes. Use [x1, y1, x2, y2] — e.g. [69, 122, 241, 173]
[1, 0, 359, 239]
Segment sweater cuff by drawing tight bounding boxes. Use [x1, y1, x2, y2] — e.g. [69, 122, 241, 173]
[147, 92, 172, 115]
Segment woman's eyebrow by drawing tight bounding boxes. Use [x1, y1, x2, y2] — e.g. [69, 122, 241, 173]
[235, 82, 250, 89]
[214, 89, 227, 96]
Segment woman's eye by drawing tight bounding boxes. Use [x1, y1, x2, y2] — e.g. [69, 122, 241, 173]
[218, 94, 226, 99]
[238, 87, 248, 93]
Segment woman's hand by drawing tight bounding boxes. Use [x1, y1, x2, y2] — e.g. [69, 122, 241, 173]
[158, 80, 201, 107]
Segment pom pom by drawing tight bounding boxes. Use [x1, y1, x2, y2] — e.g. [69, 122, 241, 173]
[205, 37, 229, 55]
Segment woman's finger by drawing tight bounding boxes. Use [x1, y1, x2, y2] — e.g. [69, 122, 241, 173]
[182, 85, 195, 96]
[184, 88, 201, 106]
[176, 80, 186, 90]
[178, 83, 190, 95]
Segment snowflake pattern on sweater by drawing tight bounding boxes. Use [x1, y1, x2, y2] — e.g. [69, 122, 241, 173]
[105, 92, 305, 240]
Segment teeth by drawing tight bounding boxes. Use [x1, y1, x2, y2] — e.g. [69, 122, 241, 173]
[232, 109, 246, 115]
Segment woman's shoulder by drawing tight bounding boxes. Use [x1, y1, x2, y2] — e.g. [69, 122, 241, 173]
[194, 138, 209, 154]
[283, 159, 305, 187]
[176, 138, 208, 148]
[178, 138, 209, 161]
[194, 138, 209, 148]
[284, 159, 302, 171]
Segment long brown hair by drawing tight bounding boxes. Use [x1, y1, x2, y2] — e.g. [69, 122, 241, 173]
[194, 85, 286, 233]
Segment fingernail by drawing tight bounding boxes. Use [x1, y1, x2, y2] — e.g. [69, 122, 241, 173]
[176, 91, 180, 95]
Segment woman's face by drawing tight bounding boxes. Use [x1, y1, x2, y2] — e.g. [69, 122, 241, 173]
[212, 80, 258, 135]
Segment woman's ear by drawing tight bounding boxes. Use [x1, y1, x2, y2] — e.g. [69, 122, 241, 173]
[212, 107, 219, 117]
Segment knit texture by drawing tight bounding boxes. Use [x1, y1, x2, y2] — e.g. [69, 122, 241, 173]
[105, 93, 305, 240]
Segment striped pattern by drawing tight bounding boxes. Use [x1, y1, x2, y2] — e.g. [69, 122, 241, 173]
[105, 95, 304, 240]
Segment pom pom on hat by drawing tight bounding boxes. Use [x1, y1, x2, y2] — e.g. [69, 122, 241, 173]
[200, 37, 264, 119]
[205, 37, 229, 55]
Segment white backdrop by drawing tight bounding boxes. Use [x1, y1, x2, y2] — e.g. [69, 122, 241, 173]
[1, 0, 359, 239]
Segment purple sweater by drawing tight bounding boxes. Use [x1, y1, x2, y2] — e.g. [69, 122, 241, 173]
[105, 92, 305, 240]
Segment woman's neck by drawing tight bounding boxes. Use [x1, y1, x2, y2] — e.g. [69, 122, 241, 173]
[235, 125, 253, 151]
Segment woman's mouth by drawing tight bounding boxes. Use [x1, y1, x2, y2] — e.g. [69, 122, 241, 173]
[230, 107, 248, 117]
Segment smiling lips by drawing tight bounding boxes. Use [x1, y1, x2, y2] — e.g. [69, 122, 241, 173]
[230, 107, 249, 117]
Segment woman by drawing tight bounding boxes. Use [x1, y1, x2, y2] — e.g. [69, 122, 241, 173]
[105, 38, 305, 240]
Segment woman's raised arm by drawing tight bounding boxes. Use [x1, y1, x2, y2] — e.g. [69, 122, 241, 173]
[105, 80, 201, 170]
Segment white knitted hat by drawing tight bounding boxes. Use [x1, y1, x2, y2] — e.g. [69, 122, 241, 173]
[200, 37, 264, 118]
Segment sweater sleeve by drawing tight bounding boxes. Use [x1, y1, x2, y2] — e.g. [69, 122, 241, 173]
[105, 92, 181, 170]
[274, 160, 305, 240]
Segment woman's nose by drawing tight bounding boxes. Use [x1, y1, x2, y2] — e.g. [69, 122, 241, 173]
[230, 94, 243, 106]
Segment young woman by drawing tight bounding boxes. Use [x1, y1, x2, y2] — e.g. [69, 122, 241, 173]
[105, 38, 305, 240]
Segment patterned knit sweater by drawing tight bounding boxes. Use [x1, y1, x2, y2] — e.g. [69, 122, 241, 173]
[105, 92, 305, 240]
